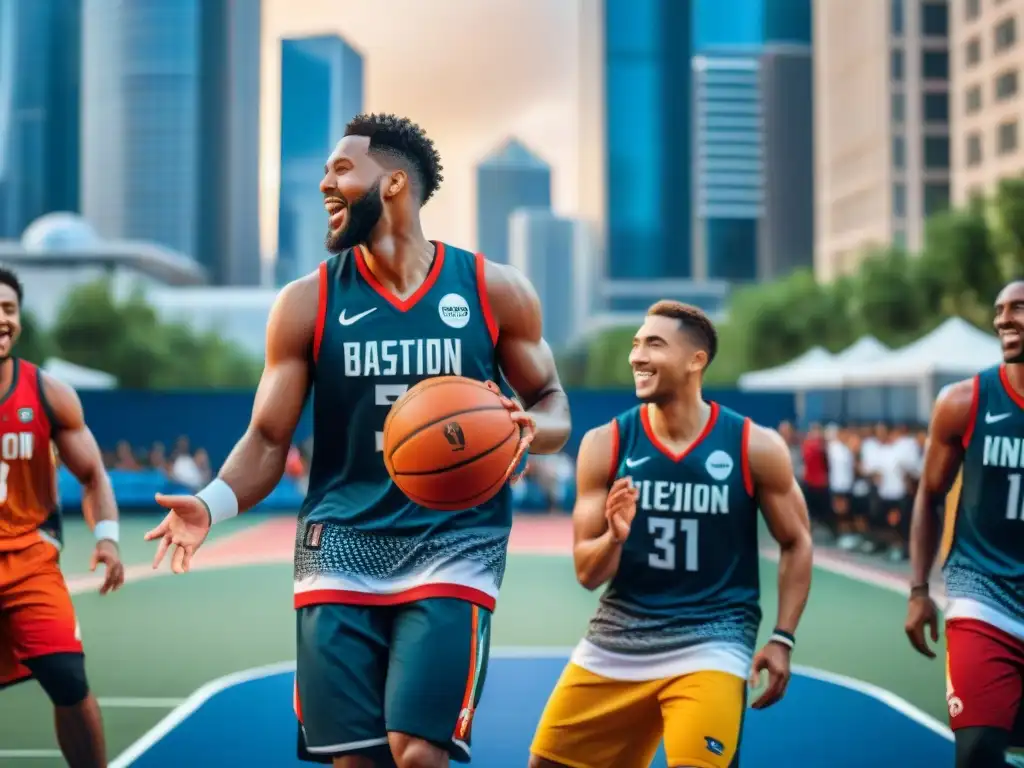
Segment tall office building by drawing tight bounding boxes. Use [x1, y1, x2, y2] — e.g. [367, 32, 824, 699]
[692, 0, 813, 282]
[692, 54, 764, 282]
[508, 209, 591, 351]
[0, 0, 81, 239]
[277, 35, 363, 285]
[475, 139, 551, 265]
[950, 0, 1024, 204]
[814, 0, 950, 281]
[81, 0, 262, 285]
[604, 0, 692, 279]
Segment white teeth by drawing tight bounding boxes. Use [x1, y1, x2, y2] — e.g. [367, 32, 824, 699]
[634, 371, 653, 379]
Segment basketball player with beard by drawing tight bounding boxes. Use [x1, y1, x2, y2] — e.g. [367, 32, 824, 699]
[530, 302, 813, 768]
[145, 113, 570, 768]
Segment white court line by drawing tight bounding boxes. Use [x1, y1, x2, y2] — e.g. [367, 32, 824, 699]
[109, 647, 953, 767]
[99, 697, 185, 708]
[0, 749, 63, 758]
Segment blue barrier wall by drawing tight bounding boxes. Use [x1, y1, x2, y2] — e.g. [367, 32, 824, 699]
[78, 388, 796, 468]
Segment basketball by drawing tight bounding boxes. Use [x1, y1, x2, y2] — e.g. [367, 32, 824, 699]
[383, 376, 519, 510]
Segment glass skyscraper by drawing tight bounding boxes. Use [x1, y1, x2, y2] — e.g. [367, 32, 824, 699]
[0, 0, 81, 239]
[475, 139, 551, 266]
[604, 0, 692, 279]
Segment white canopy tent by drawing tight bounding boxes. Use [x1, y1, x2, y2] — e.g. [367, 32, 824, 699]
[841, 317, 1000, 386]
[42, 358, 118, 390]
[737, 346, 833, 391]
[790, 335, 891, 390]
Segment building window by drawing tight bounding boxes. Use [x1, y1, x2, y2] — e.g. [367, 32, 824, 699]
[893, 135, 906, 169]
[924, 92, 949, 122]
[893, 184, 907, 217]
[966, 37, 982, 66]
[966, 84, 983, 113]
[891, 92, 905, 123]
[921, 2, 949, 36]
[924, 183, 950, 216]
[995, 69, 1019, 101]
[891, 0, 904, 35]
[891, 49, 905, 81]
[995, 17, 1017, 53]
[998, 120, 1019, 154]
[966, 0, 980, 21]
[924, 136, 950, 168]
[967, 133, 983, 166]
[922, 51, 949, 79]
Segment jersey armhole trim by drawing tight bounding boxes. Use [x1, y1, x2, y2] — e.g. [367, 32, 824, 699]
[312, 261, 328, 363]
[962, 375, 980, 449]
[35, 365, 59, 434]
[474, 253, 500, 346]
[607, 419, 620, 485]
[741, 418, 754, 496]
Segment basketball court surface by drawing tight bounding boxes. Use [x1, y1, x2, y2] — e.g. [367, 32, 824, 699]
[0, 515, 956, 767]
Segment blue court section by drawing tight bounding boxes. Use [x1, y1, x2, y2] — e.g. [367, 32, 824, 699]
[124, 656, 953, 767]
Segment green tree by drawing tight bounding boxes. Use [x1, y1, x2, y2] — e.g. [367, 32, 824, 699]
[17, 310, 55, 365]
[850, 246, 930, 347]
[51, 279, 260, 389]
[991, 177, 1024, 277]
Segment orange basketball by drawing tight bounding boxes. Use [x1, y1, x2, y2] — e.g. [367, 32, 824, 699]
[382, 376, 519, 510]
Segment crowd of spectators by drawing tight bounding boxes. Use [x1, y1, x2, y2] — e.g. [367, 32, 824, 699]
[782, 421, 927, 562]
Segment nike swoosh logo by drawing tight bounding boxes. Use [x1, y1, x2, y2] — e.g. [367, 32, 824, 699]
[986, 411, 1011, 424]
[339, 308, 377, 326]
[625, 457, 650, 469]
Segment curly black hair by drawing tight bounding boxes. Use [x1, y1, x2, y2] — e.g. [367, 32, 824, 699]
[648, 299, 718, 367]
[344, 113, 444, 204]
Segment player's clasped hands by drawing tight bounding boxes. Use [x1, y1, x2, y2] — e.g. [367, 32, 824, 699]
[484, 381, 535, 484]
[144, 493, 212, 575]
[605, 477, 638, 543]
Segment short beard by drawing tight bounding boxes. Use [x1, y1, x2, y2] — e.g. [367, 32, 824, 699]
[325, 180, 383, 254]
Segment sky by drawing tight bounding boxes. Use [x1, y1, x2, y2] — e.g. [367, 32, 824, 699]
[260, 0, 583, 258]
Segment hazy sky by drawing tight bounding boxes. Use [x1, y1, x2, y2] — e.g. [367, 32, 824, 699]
[260, 0, 582, 258]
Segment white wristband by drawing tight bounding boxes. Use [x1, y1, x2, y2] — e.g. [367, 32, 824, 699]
[94, 520, 119, 544]
[196, 478, 239, 525]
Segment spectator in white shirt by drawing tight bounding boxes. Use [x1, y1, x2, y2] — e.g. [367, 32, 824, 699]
[827, 425, 859, 549]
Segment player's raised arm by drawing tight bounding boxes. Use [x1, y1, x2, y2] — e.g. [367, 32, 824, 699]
[572, 423, 637, 590]
[905, 379, 973, 657]
[484, 261, 571, 455]
[747, 422, 813, 709]
[43, 373, 125, 594]
[145, 272, 318, 573]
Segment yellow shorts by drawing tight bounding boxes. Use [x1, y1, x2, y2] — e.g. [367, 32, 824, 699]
[530, 662, 745, 768]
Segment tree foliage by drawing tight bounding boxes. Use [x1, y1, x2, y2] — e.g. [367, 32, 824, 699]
[28, 279, 261, 389]
[584, 181, 1024, 388]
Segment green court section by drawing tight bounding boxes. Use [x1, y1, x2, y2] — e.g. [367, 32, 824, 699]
[0, 534, 949, 765]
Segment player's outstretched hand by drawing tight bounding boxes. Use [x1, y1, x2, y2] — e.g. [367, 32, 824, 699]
[90, 539, 125, 595]
[749, 642, 792, 709]
[485, 381, 535, 484]
[605, 477, 638, 543]
[145, 494, 212, 575]
[904, 592, 940, 659]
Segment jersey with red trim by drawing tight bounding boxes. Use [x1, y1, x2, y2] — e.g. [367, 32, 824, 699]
[944, 365, 1024, 628]
[586, 402, 761, 656]
[0, 360, 61, 552]
[295, 241, 511, 610]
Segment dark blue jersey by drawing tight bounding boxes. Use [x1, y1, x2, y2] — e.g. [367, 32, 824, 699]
[944, 365, 1024, 626]
[294, 242, 512, 610]
[586, 402, 762, 655]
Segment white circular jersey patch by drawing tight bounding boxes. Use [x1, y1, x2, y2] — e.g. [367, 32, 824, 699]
[438, 293, 471, 329]
[705, 450, 734, 481]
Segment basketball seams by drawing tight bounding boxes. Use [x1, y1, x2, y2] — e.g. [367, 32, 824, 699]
[382, 375, 495, 447]
[392, 423, 517, 476]
[400, 432, 519, 509]
[385, 404, 509, 460]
